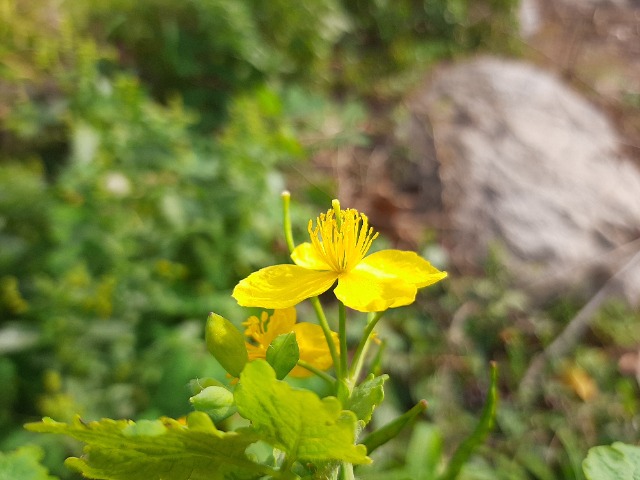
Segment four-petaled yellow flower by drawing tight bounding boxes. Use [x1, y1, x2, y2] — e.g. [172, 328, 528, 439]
[243, 308, 338, 378]
[233, 201, 447, 312]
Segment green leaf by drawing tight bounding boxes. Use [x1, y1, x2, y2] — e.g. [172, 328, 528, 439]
[0, 445, 58, 480]
[266, 332, 300, 380]
[439, 362, 499, 480]
[25, 412, 273, 480]
[361, 400, 428, 454]
[583, 442, 640, 480]
[189, 385, 237, 423]
[346, 374, 388, 423]
[406, 423, 443, 480]
[235, 360, 370, 465]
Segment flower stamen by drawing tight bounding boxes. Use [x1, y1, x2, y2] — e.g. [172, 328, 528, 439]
[308, 205, 379, 274]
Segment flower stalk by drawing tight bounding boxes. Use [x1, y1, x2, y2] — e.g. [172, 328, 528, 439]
[349, 311, 385, 384]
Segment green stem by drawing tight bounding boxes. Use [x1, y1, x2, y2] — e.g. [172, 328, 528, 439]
[338, 301, 348, 384]
[297, 359, 336, 387]
[281, 191, 295, 255]
[348, 311, 385, 383]
[310, 296, 341, 382]
[339, 462, 355, 480]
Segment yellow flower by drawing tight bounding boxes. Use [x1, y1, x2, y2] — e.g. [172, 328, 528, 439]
[243, 308, 338, 378]
[233, 202, 447, 312]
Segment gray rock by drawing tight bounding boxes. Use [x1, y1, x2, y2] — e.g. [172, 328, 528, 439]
[518, 0, 542, 38]
[401, 57, 640, 304]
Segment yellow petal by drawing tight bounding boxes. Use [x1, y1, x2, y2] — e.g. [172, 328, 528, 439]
[232, 265, 338, 309]
[268, 308, 297, 335]
[357, 250, 447, 288]
[291, 242, 332, 271]
[334, 269, 418, 312]
[244, 308, 298, 347]
[291, 323, 338, 378]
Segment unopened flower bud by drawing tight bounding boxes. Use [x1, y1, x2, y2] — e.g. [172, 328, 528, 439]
[189, 386, 236, 423]
[205, 313, 248, 377]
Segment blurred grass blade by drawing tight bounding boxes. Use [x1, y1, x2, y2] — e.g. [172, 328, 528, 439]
[361, 399, 428, 454]
[439, 362, 499, 480]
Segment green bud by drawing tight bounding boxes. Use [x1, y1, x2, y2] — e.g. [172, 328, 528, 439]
[205, 313, 248, 377]
[188, 377, 225, 396]
[189, 386, 237, 423]
[266, 332, 299, 380]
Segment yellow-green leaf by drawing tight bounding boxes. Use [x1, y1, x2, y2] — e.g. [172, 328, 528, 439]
[346, 374, 388, 423]
[234, 360, 370, 465]
[25, 412, 270, 480]
[583, 442, 640, 480]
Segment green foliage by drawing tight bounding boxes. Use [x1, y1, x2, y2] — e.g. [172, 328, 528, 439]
[439, 363, 498, 480]
[235, 360, 370, 466]
[347, 374, 388, 423]
[377, 261, 640, 480]
[69, 0, 348, 130]
[583, 442, 640, 480]
[26, 359, 376, 478]
[335, 0, 519, 94]
[362, 400, 428, 455]
[0, 0, 305, 469]
[0, 445, 58, 480]
[358, 364, 497, 479]
[26, 414, 268, 480]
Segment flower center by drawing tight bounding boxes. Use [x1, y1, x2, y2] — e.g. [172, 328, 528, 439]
[308, 206, 378, 273]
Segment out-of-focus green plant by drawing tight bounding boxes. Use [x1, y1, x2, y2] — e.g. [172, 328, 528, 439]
[335, 0, 519, 95]
[0, 445, 58, 480]
[0, 3, 313, 477]
[67, 0, 349, 130]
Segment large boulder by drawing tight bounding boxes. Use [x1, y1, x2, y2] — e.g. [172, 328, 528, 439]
[400, 57, 640, 303]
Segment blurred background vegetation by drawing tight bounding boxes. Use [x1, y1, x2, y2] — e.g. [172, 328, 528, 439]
[1, 0, 637, 479]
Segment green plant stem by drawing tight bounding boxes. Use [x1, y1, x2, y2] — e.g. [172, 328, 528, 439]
[281, 191, 295, 254]
[297, 360, 336, 387]
[279, 453, 297, 479]
[348, 311, 385, 383]
[339, 462, 355, 480]
[338, 301, 348, 385]
[310, 296, 341, 384]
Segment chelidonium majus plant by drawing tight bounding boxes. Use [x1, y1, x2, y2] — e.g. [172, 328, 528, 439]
[27, 194, 498, 480]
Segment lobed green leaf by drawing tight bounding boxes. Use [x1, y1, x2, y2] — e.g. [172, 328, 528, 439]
[346, 374, 388, 423]
[25, 412, 270, 480]
[235, 360, 371, 465]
